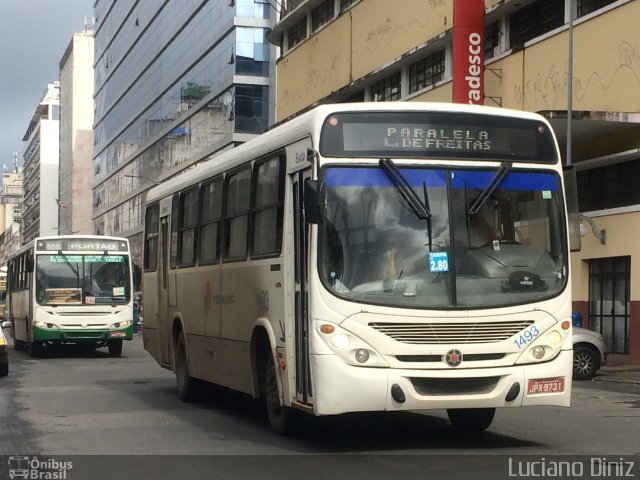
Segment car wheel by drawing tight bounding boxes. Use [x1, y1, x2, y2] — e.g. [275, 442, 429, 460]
[573, 346, 598, 380]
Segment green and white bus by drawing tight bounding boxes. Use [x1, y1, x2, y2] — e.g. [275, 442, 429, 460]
[143, 102, 574, 434]
[7, 235, 134, 357]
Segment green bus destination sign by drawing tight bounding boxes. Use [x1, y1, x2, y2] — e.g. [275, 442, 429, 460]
[320, 111, 558, 163]
[37, 239, 129, 252]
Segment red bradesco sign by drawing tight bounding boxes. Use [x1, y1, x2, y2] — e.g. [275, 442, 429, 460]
[452, 0, 485, 105]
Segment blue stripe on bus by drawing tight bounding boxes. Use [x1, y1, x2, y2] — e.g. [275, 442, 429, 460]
[323, 168, 558, 191]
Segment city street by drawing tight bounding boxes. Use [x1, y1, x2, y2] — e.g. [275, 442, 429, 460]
[0, 334, 639, 479]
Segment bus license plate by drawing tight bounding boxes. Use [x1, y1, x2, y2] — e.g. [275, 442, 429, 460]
[527, 377, 565, 394]
[110, 331, 126, 338]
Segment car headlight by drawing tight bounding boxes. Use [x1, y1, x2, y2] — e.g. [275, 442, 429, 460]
[317, 323, 388, 367]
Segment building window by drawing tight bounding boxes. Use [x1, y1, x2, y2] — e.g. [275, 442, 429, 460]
[509, 0, 564, 49]
[577, 159, 640, 212]
[408, 50, 445, 94]
[371, 72, 401, 102]
[589, 256, 630, 354]
[485, 22, 500, 60]
[234, 85, 269, 134]
[577, 0, 617, 18]
[287, 17, 306, 50]
[283, 0, 303, 16]
[312, 0, 334, 31]
[340, 0, 358, 11]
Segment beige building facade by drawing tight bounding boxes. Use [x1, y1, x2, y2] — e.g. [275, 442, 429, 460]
[58, 31, 95, 235]
[269, 0, 640, 364]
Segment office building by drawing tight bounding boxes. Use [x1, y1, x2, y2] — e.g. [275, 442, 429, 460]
[93, 0, 277, 263]
[59, 30, 95, 235]
[21, 82, 60, 244]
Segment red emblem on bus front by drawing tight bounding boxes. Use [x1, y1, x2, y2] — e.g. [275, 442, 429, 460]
[445, 349, 463, 367]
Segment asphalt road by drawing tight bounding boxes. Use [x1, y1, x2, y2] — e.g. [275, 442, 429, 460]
[1, 333, 639, 480]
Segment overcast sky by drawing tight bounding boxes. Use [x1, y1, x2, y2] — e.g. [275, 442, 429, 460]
[0, 0, 93, 174]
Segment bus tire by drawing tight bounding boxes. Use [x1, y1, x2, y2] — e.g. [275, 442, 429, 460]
[264, 350, 292, 435]
[174, 330, 196, 402]
[0, 362, 8, 376]
[108, 339, 123, 357]
[27, 341, 42, 358]
[447, 408, 495, 433]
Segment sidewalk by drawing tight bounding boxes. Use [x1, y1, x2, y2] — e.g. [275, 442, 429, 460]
[592, 364, 640, 385]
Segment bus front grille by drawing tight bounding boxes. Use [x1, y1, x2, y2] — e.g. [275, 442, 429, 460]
[369, 320, 534, 344]
[410, 376, 501, 396]
[64, 331, 104, 338]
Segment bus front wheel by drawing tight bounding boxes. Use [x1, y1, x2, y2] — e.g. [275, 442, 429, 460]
[174, 330, 196, 402]
[27, 341, 41, 358]
[107, 339, 123, 357]
[447, 408, 495, 433]
[264, 350, 292, 435]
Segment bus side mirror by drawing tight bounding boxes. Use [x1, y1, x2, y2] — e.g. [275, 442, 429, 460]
[132, 264, 142, 291]
[303, 179, 325, 224]
[563, 165, 581, 252]
[25, 255, 34, 273]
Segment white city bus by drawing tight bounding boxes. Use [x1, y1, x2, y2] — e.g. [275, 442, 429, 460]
[143, 102, 574, 434]
[7, 235, 135, 357]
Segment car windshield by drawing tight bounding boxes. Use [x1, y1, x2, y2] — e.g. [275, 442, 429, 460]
[318, 164, 568, 309]
[35, 254, 131, 305]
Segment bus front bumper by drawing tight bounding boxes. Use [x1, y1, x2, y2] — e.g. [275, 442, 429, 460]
[309, 349, 572, 416]
[32, 325, 133, 343]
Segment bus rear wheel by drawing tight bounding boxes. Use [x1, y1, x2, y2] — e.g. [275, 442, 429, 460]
[174, 330, 196, 402]
[107, 339, 123, 357]
[447, 408, 495, 433]
[264, 350, 292, 435]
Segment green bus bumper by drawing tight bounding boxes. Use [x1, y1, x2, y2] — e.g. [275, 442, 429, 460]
[33, 325, 134, 343]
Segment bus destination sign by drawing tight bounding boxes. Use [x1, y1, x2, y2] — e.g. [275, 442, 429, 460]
[381, 125, 491, 151]
[38, 239, 128, 252]
[320, 112, 558, 163]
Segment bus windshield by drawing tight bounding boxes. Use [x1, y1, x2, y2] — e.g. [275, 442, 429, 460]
[35, 254, 131, 305]
[318, 164, 568, 309]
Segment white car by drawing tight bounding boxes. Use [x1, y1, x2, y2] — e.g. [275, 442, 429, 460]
[572, 326, 607, 380]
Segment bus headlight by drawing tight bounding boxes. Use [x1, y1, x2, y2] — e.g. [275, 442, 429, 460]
[355, 349, 370, 364]
[112, 320, 132, 328]
[329, 334, 350, 349]
[34, 321, 58, 329]
[515, 327, 568, 365]
[317, 323, 388, 367]
[531, 346, 545, 359]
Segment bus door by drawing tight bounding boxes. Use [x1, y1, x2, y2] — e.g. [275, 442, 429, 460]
[158, 216, 171, 366]
[292, 167, 312, 403]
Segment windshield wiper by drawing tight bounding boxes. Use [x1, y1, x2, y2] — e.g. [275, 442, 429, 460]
[467, 161, 512, 215]
[379, 158, 433, 250]
[57, 251, 80, 286]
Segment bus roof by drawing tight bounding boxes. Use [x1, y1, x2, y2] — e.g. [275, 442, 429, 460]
[145, 102, 553, 205]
